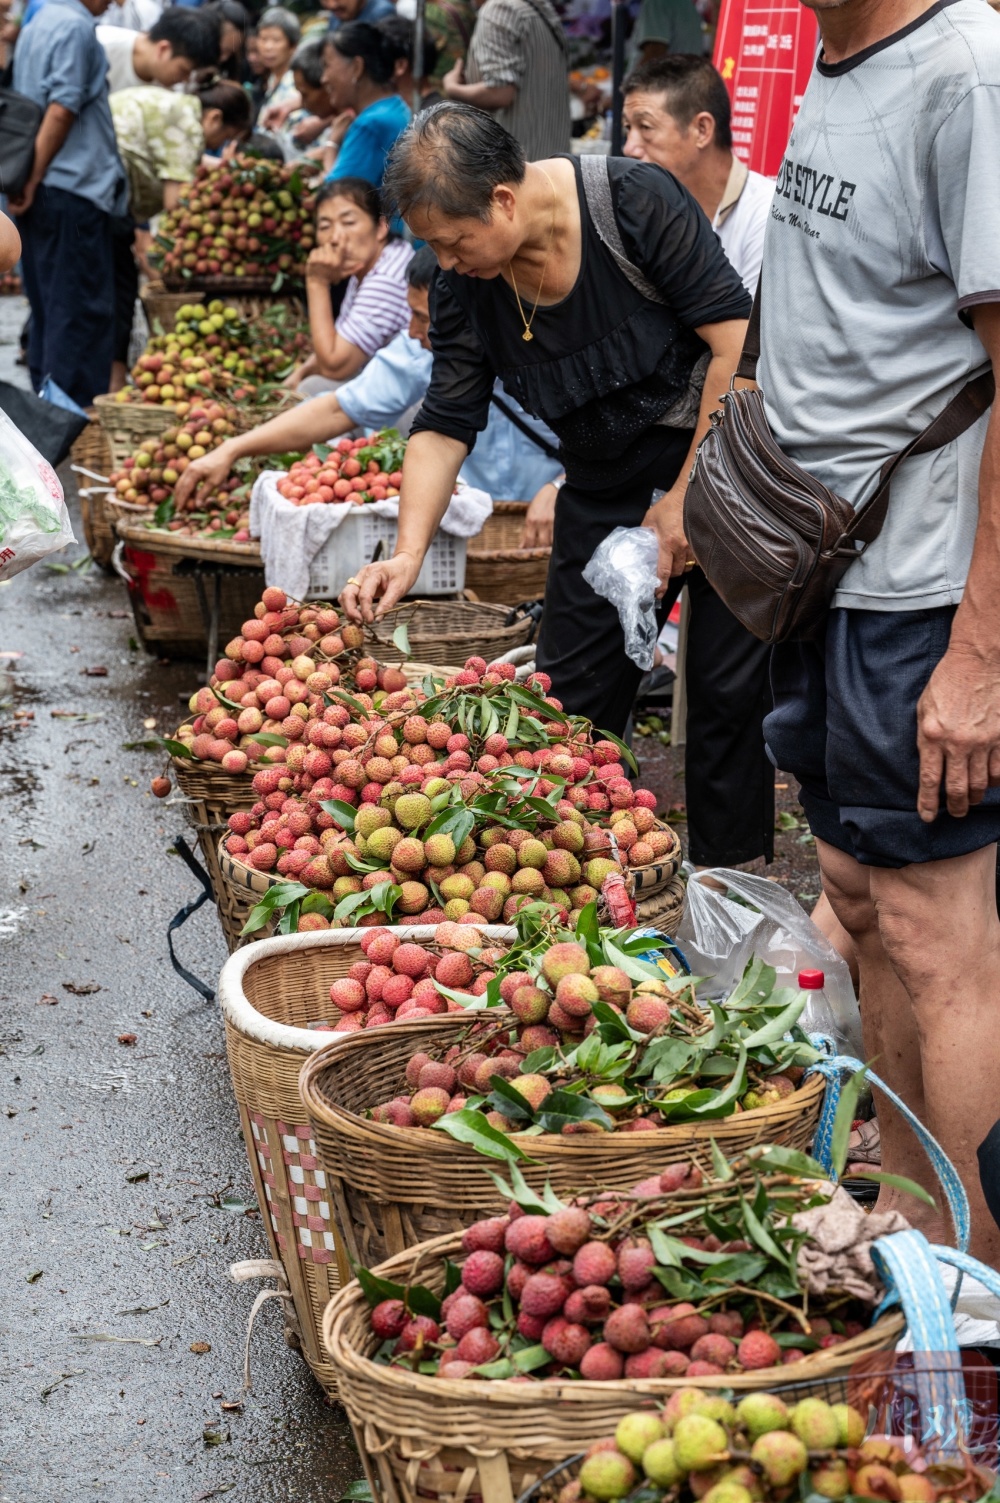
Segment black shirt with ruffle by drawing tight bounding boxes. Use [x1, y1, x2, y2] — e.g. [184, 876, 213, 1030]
[410, 155, 751, 491]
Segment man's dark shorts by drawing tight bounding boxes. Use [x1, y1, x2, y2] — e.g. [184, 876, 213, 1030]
[764, 606, 1000, 869]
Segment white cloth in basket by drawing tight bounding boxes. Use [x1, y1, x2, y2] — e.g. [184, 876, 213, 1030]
[249, 472, 492, 600]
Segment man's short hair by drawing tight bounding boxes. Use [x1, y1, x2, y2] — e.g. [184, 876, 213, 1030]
[407, 244, 438, 290]
[149, 6, 222, 67]
[623, 55, 732, 151]
[292, 36, 326, 88]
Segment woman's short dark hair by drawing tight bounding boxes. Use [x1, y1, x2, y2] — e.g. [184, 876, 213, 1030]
[623, 55, 732, 152]
[150, 7, 221, 67]
[194, 76, 252, 130]
[256, 6, 300, 47]
[292, 36, 326, 88]
[407, 244, 439, 290]
[315, 176, 383, 226]
[326, 21, 395, 86]
[377, 13, 439, 81]
[383, 103, 526, 222]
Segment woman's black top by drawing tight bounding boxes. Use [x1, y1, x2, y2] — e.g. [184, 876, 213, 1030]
[410, 155, 751, 491]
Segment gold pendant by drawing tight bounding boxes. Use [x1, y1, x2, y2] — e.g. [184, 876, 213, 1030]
[522, 329, 533, 342]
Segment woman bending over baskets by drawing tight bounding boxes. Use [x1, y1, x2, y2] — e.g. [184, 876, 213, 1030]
[339, 103, 750, 737]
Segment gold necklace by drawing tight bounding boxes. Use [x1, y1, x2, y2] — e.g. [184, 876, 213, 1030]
[508, 168, 557, 343]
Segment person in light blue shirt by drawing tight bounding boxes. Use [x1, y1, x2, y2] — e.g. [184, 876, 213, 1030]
[325, 0, 394, 33]
[173, 246, 562, 513]
[322, 21, 409, 191]
[11, 0, 127, 405]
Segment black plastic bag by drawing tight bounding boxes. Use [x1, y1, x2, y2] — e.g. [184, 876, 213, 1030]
[0, 380, 88, 467]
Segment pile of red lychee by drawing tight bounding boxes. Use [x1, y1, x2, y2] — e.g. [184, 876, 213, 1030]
[312, 925, 507, 1034]
[364, 1170, 871, 1384]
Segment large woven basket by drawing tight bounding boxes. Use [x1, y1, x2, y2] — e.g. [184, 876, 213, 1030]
[93, 393, 178, 469]
[321, 1231, 905, 1503]
[172, 752, 256, 950]
[633, 871, 685, 931]
[366, 602, 536, 667]
[141, 279, 304, 334]
[465, 546, 550, 606]
[476, 502, 528, 550]
[118, 539, 265, 659]
[218, 840, 278, 942]
[113, 515, 261, 568]
[216, 926, 514, 1395]
[299, 1015, 827, 1268]
[627, 822, 683, 898]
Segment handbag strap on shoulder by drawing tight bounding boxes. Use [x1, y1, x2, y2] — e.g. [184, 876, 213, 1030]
[579, 154, 665, 306]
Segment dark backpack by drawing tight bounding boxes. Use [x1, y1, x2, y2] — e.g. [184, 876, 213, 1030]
[0, 61, 42, 199]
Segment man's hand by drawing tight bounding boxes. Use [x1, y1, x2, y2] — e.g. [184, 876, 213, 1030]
[174, 445, 235, 510]
[642, 486, 690, 593]
[442, 58, 464, 95]
[341, 552, 422, 623]
[520, 480, 558, 548]
[8, 178, 37, 216]
[917, 645, 1000, 820]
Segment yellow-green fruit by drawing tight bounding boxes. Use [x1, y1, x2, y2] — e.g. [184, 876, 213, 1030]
[355, 805, 392, 838]
[831, 1403, 866, 1448]
[584, 857, 620, 888]
[518, 838, 548, 870]
[735, 1393, 789, 1440]
[703, 1484, 753, 1503]
[443, 898, 469, 919]
[791, 1399, 839, 1451]
[367, 826, 403, 862]
[423, 777, 450, 798]
[577, 1450, 637, 1501]
[810, 1461, 851, 1499]
[440, 874, 475, 901]
[694, 1397, 737, 1427]
[424, 833, 456, 866]
[642, 1438, 681, 1487]
[663, 1387, 710, 1433]
[750, 1431, 808, 1487]
[615, 1413, 664, 1464]
[395, 793, 432, 830]
[897, 1476, 936, 1502]
[672, 1415, 729, 1472]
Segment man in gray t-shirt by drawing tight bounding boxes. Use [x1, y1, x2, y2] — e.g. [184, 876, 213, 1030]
[759, 0, 1000, 1264]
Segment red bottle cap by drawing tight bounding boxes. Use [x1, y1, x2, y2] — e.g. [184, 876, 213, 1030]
[798, 969, 825, 989]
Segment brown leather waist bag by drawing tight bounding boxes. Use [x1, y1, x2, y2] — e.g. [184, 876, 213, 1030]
[683, 291, 995, 643]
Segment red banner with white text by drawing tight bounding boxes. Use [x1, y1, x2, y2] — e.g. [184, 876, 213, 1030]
[712, 0, 818, 178]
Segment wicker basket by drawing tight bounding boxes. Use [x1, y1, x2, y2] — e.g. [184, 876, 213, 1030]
[476, 502, 528, 550]
[628, 822, 683, 897]
[117, 539, 265, 659]
[366, 601, 536, 668]
[160, 273, 305, 296]
[114, 515, 262, 568]
[69, 410, 113, 479]
[299, 1016, 827, 1268]
[172, 751, 256, 950]
[321, 1231, 906, 1503]
[217, 926, 514, 1394]
[93, 392, 179, 469]
[633, 871, 685, 932]
[141, 279, 304, 334]
[218, 840, 279, 942]
[465, 546, 550, 606]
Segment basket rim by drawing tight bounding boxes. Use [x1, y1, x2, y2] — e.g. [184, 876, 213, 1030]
[217, 923, 517, 1052]
[321, 1228, 907, 1401]
[299, 1015, 828, 1151]
[113, 518, 261, 564]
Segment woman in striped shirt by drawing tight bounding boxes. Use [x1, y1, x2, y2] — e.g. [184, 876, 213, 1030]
[287, 176, 414, 394]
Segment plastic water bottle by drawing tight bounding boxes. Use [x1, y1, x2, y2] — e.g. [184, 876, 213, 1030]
[798, 968, 839, 1045]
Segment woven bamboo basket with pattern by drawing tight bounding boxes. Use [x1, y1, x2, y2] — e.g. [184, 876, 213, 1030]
[633, 871, 686, 932]
[321, 1232, 905, 1503]
[172, 750, 256, 950]
[216, 926, 514, 1395]
[299, 1014, 827, 1269]
[366, 601, 535, 667]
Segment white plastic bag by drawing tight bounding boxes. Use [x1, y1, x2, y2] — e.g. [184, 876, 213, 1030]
[0, 406, 75, 579]
[582, 526, 660, 669]
[677, 868, 863, 1058]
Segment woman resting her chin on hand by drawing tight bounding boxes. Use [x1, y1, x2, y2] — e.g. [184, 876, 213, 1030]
[340, 103, 749, 737]
[284, 176, 413, 396]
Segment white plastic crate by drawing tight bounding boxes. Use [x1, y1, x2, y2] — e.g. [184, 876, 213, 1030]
[306, 509, 466, 599]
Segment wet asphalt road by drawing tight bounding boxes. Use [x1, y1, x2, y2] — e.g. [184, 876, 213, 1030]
[0, 299, 360, 1502]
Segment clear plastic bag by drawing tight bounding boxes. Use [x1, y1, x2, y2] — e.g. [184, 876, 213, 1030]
[0, 405, 74, 579]
[677, 868, 863, 1058]
[582, 526, 661, 669]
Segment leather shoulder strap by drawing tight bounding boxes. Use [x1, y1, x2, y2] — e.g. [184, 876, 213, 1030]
[735, 277, 761, 382]
[489, 391, 561, 461]
[579, 155, 665, 306]
[850, 367, 995, 543]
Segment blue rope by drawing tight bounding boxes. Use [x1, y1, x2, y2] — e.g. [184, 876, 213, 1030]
[806, 1049, 970, 1254]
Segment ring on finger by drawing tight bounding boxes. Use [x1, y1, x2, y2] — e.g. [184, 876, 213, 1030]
[345, 576, 360, 586]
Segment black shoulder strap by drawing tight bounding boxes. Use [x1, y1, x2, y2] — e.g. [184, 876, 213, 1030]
[490, 392, 562, 461]
[734, 273, 995, 542]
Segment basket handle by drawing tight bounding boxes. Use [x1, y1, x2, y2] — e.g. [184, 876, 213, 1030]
[166, 836, 217, 1001]
[807, 1050, 970, 1255]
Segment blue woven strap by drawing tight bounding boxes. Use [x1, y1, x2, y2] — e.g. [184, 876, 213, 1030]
[807, 1050, 970, 1254]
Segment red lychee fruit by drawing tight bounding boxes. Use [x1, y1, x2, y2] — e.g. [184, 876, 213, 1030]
[737, 1330, 783, 1369]
[542, 1317, 592, 1368]
[461, 1216, 509, 1255]
[404, 1051, 432, 1088]
[329, 977, 366, 1012]
[434, 950, 474, 989]
[625, 994, 672, 1033]
[690, 1333, 736, 1367]
[687, 1359, 726, 1376]
[454, 1327, 500, 1365]
[410, 1087, 451, 1126]
[624, 1349, 684, 1379]
[579, 1343, 624, 1380]
[393, 943, 431, 978]
[371, 1299, 407, 1339]
[505, 1215, 556, 1266]
[545, 1207, 593, 1256]
[709, 1310, 744, 1339]
[151, 776, 171, 798]
[564, 1286, 611, 1325]
[462, 1250, 504, 1297]
[444, 1293, 489, 1340]
[617, 1239, 656, 1291]
[659, 1313, 710, 1351]
[517, 1310, 547, 1340]
[572, 1241, 617, 1287]
[417, 1061, 457, 1094]
[396, 1314, 439, 1351]
[520, 1272, 569, 1318]
[603, 1305, 651, 1354]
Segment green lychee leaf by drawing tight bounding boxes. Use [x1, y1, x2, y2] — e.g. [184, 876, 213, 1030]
[392, 622, 411, 659]
[602, 938, 667, 986]
[470, 1358, 515, 1380]
[443, 1260, 463, 1297]
[709, 1138, 734, 1182]
[353, 1265, 441, 1320]
[534, 1091, 615, 1135]
[241, 881, 310, 935]
[652, 1265, 704, 1300]
[245, 731, 289, 748]
[830, 1062, 871, 1180]
[746, 1144, 827, 1179]
[698, 1252, 768, 1285]
[741, 992, 807, 1047]
[649, 1089, 724, 1121]
[486, 1076, 536, 1122]
[512, 1343, 550, 1373]
[843, 1169, 935, 1208]
[591, 999, 644, 1045]
[591, 724, 638, 773]
[727, 956, 778, 1009]
[519, 1046, 556, 1074]
[432, 1109, 535, 1164]
[485, 1161, 550, 1212]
